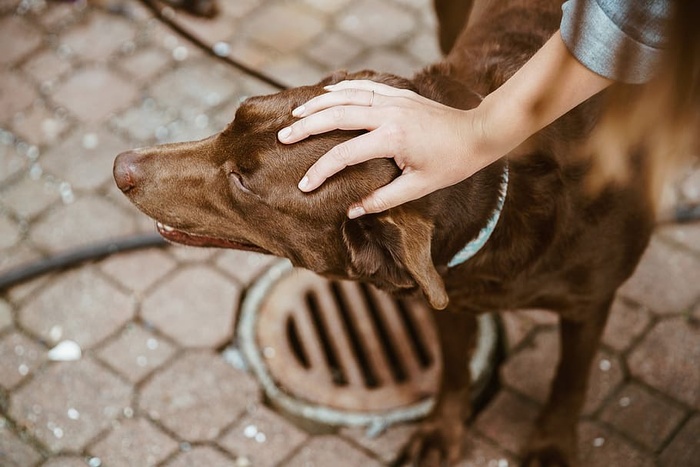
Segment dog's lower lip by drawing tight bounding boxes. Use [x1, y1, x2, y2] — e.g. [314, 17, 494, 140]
[155, 222, 269, 253]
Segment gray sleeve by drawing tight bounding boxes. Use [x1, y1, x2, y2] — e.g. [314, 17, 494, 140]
[560, 0, 672, 84]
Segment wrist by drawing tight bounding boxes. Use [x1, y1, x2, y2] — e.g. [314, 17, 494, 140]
[467, 97, 528, 165]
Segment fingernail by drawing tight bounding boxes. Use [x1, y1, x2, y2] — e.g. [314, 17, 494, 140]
[298, 176, 309, 191]
[278, 127, 291, 140]
[292, 105, 305, 117]
[348, 205, 366, 219]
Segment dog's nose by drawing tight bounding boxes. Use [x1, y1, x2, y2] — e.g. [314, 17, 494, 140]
[113, 150, 143, 193]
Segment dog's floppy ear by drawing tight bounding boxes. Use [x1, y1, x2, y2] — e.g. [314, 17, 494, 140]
[341, 207, 448, 310]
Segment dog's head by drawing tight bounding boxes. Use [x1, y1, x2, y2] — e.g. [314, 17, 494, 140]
[114, 70, 450, 309]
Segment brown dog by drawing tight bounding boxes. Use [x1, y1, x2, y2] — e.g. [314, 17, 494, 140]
[114, 0, 655, 465]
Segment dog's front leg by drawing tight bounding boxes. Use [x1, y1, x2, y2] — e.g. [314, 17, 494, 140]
[522, 298, 613, 467]
[398, 309, 477, 466]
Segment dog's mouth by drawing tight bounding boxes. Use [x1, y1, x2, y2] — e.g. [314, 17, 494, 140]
[156, 222, 270, 254]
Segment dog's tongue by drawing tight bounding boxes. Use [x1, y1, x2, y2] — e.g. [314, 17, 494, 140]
[156, 222, 269, 253]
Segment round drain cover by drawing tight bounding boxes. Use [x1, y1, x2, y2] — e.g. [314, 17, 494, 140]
[236, 260, 499, 430]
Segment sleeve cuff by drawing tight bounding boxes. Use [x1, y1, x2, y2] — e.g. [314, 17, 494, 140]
[560, 0, 664, 83]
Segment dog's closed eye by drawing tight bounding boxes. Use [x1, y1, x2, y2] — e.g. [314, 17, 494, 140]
[229, 171, 253, 195]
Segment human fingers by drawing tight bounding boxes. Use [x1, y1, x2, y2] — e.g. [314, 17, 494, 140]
[299, 130, 394, 192]
[347, 171, 430, 218]
[278, 105, 382, 144]
[291, 87, 379, 119]
[292, 80, 420, 118]
[325, 80, 418, 98]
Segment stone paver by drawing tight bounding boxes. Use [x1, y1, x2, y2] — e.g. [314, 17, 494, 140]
[60, 11, 135, 62]
[19, 266, 135, 348]
[52, 67, 139, 123]
[0, 15, 41, 65]
[165, 446, 236, 467]
[0, 70, 36, 122]
[141, 266, 241, 348]
[30, 196, 138, 252]
[0, 299, 12, 332]
[0, 419, 42, 467]
[286, 435, 383, 467]
[599, 382, 686, 451]
[0, 1, 698, 466]
[0, 137, 28, 184]
[140, 351, 259, 442]
[89, 417, 179, 467]
[96, 323, 177, 383]
[601, 298, 652, 352]
[0, 177, 61, 221]
[99, 247, 176, 293]
[474, 391, 539, 456]
[9, 357, 133, 452]
[242, 3, 325, 53]
[659, 414, 700, 466]
[577, 421, 654, 467]
[619, 237, 700, 314]
[10, 104, 70, 148]
[0, 330, 45, 389]
[628, 317, 700, 408]
[40, 127, 130, 191]
[218, 404, 309, 466]
[0, 213, 20, 250]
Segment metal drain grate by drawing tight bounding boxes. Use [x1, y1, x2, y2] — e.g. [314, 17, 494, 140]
[236, 260, 499, 431]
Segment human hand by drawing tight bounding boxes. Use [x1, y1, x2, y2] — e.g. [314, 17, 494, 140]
[277, 80, 500, 218]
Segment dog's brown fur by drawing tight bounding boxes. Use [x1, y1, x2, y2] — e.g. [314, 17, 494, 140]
[114, 1, 655, 465]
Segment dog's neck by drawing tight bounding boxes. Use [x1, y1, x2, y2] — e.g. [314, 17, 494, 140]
[447, 164, 508, 268]
[409, 70, 512, 269]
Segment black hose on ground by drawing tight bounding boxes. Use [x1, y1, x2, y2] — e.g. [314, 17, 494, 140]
[0, 233, 167, 292]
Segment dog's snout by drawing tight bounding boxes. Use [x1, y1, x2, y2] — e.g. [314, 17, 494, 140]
[114, 150, 143, 193]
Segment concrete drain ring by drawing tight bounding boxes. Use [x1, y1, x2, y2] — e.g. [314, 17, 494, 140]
[236, 259, 500, 434]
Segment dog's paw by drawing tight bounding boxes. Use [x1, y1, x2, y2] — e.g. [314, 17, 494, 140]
[520, 446, 573, 467]
[393, 419, 464, 467]
[521, 426, 577, 467]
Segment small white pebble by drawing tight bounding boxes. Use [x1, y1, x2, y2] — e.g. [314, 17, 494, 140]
[254, 432, 267, 443]
[67, 408, 80, 420]
[146, 338, 158, 350]
[82, 133, 99, 149]
[599, 359, 611, 372]
[47, 340, 82, 361]
[243, 425, 257, 438]
[619, 396, 631, 408]
[593, 437, 605, 448]
[172, 46, 188, 61]
[88, 457, 102, 467]
[212, 41, 230, 57]
[49, 325, 63, 342]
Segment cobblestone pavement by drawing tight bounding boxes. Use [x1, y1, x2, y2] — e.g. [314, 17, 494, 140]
[1, 1, 699, 466]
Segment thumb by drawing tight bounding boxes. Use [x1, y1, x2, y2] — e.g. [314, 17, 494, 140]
[347, 173, 429, 218]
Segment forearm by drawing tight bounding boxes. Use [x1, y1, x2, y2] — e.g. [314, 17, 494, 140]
[474, 31, 613, 158]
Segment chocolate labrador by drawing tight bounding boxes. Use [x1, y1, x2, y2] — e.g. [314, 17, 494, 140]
[114, 0, 654, 465]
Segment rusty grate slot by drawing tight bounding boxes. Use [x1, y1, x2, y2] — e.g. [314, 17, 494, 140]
[395, 297, 433, 368]
[329, 281, 380, 389]
[305, 289, 349, 387]
[235, 259, 500, 431]
[287, 316, 310, 369]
